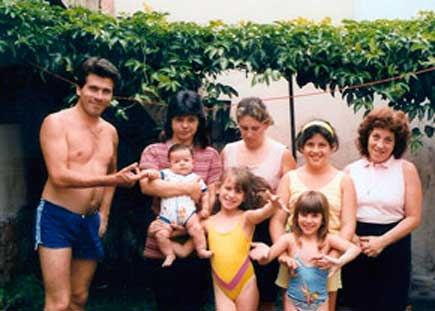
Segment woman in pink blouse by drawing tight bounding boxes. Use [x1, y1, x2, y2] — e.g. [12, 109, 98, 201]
[342, 107, 423, 311]
[139, 90, 222, 311]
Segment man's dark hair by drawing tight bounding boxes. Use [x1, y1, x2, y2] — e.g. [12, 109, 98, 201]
[77, 57, 121, 89]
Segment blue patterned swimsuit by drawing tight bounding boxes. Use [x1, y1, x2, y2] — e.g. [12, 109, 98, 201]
[287, 256, 328, 311]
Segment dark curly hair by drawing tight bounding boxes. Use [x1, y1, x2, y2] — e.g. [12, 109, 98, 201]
[296, 119, 339, 152]
[160, 90, 210, 149]
[213, 167, 272, 213]
[357, 107, 410, 159]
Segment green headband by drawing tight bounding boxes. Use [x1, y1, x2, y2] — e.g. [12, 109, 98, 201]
[301, 120, 334, 136]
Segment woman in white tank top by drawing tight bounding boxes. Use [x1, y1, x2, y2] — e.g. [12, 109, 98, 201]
[221, 97, 296, 310]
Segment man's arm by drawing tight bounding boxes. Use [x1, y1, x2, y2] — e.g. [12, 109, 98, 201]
[98, 130, 118, 237]
[40, 114, 143, 187]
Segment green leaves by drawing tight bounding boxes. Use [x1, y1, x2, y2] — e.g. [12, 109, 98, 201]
[0, 1, 433, 138]
[424, 125, 434, 138]
[0, 275, 44, 310]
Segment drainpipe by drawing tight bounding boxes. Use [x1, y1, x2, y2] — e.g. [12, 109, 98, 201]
[288, 77, 296, 160]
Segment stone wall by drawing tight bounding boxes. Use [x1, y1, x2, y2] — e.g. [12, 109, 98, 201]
[409, 139, 435, 299]
[0, 219, 17, 285]
[0, 125, 26, 284]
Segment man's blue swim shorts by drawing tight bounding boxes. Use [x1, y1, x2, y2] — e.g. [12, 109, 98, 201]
[34, 199, 104, 260]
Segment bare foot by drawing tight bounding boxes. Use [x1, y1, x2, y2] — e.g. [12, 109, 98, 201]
[197, 249, 213, 259]
[162, 255, 176, 267]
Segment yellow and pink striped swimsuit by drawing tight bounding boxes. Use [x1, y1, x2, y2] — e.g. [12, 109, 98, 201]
[208, 218, 255, 301]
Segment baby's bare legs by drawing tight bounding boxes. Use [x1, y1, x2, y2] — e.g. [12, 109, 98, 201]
[155, 227, 176, 267]
[185, 213, 212, 258]
[172, 239, 195, 258]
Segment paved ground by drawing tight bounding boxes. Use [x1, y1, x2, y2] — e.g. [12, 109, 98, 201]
[337, 299, 435, 311]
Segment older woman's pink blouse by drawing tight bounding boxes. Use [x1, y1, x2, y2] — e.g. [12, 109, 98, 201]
[347, 157, 405, 224]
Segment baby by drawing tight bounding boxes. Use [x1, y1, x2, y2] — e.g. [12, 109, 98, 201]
[144, 143, 212, 267]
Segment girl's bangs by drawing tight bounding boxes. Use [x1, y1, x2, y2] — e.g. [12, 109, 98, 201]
[298, 200, 324, 215]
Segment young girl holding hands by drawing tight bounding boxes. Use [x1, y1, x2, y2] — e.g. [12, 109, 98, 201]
[251, 190, 360, 311]
[202, 167, 289, 311]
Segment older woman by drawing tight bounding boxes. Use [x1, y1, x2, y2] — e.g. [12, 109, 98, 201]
[221, 97, 296, 310]
[140, 90, 222, 311]
[342, 107, 423, 311]
[270, 120, 356, 311]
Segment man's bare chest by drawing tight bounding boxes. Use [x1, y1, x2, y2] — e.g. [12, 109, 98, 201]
[66, 129, 113, 165]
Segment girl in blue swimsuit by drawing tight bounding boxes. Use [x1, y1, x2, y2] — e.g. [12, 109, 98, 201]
[250, 190, 360, 311]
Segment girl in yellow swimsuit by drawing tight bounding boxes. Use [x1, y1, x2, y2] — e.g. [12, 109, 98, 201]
[203, 167, 289, 311]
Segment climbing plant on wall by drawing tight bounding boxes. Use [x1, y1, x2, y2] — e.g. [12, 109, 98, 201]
[0, 0, 434, 138]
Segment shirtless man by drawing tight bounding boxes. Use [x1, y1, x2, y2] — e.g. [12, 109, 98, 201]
[35, 57, 145, 311]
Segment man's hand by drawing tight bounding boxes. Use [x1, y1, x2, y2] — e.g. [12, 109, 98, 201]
[115, 162, 148, 187]
[142, 169, 161, 181]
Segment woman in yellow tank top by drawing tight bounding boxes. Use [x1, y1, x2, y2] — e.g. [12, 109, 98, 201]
[270, 120, 357, 311]
[203, 167, 289, 311]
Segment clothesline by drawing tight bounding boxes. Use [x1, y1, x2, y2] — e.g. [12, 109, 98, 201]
[28, 62, 435, 112]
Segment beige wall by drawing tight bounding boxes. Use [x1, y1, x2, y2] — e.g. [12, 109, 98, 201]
[62, 0, 99, 10]
[116, 0, 354, 23]
[101, 0, 115, 15]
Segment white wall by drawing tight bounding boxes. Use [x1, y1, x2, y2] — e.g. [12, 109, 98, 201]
[353, 0, 435, 20]
[117, 0, 354, 23]
[116, 0, 353, 23]
[114, 0, 145, 15]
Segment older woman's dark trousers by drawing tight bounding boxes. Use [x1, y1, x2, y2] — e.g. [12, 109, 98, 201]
[342, 221, 411, 311]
